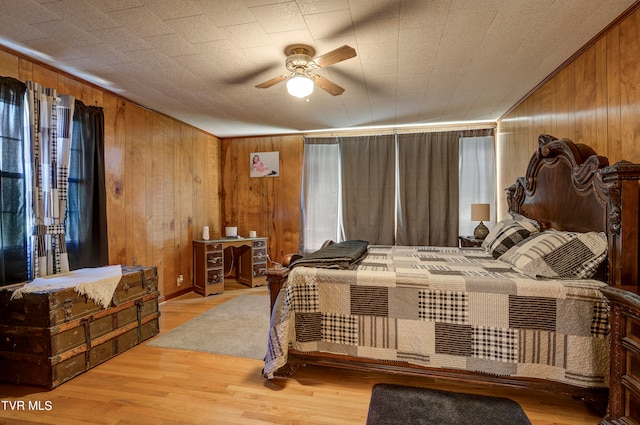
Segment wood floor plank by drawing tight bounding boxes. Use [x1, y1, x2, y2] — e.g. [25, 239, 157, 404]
[0, 284, 603, 424]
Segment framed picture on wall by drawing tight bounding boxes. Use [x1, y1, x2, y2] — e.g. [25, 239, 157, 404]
[250, 151, 279, 177]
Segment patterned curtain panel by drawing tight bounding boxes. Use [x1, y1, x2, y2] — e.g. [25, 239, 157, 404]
[25, 82, 75, 278]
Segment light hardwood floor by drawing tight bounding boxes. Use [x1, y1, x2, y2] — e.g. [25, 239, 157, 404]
[0, 283, 603, 424]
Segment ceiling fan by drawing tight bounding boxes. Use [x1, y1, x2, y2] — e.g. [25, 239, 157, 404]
[255, 44, 357, 98]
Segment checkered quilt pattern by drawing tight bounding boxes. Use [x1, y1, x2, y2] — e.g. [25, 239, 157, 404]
[264, 246, 610, 388]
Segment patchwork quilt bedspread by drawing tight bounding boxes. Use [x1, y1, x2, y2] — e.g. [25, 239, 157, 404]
[264, 245, 610, 388]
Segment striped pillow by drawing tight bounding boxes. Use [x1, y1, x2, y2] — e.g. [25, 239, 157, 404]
[499, 229, 607, 279]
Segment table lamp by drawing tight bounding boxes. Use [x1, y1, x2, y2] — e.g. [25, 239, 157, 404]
[471, 203, 490, 239]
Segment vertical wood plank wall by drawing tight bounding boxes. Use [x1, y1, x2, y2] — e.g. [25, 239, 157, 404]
[0, 47, 221, 299]
[220, 136, 303, 264]
[4, 5, 639, 297]
[496, 6, 640, 216]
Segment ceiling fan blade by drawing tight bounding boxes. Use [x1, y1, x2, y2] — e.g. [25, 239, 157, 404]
[255, 75, 289, 89]
[312, 45, 357, 68]
[312, 75, 345, 96]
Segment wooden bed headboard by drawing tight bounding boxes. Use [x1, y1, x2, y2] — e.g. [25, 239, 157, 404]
[506, 134, 640, 287]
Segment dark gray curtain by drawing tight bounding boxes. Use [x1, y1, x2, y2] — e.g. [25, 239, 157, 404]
[65, 100, 108, 269]
[340, 135, 395, 245]
[0, 77, 28, 285]
[396, 132, 460, 246]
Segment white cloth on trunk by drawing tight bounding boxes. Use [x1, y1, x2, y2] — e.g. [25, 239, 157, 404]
[11, 265, 123, 309]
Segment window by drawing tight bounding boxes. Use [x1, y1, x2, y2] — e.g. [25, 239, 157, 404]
[300, 129, 495, 252]
[300, 139, 341, 253]
[459, 135, 496, 237]
[0, 80, 107, 286]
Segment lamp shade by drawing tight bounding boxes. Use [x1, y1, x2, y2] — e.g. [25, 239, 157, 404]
[471, 203, 490, 221]
[286, 75, 314, 98]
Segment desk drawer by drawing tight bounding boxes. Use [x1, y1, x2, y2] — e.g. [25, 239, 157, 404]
[253, 248, 267, 264]
[252, 239, 266, 249]
[253, 264, 267, 277]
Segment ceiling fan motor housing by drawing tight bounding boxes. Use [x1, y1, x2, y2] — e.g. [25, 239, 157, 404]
[286, 53, 314, 72]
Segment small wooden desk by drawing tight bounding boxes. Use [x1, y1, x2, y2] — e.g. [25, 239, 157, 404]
[193, 237, 268, 296]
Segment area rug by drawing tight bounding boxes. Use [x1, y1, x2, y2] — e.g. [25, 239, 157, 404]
[366, 383, 531, 425]
[147, 294, 270, 360]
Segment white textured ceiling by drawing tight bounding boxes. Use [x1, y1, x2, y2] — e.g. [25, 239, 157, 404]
[0, 0, 635, 138]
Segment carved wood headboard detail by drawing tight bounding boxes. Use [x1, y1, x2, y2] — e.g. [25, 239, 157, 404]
[506, 134, 640, 287]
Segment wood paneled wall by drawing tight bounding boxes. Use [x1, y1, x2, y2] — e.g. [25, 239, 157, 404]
[221, 136, 303, 263]
[497, 5, 640, 216]
[6, 5, 639, 297]
[0, 47, 221, 299]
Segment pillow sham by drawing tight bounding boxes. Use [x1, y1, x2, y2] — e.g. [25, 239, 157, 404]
[481, 215, 511, 250]
[510, 212, 541, 231]
[481, 213, 540, 259]
[499, 229, 607, 279]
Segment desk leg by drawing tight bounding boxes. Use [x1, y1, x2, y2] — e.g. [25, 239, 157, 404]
[237, 245, 253, 287]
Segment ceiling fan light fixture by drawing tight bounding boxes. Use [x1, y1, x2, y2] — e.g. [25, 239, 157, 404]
[286, 75, 314, 98]
[256, 44, 354, 96]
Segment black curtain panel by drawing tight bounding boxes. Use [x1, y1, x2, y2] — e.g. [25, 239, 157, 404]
[66, 100, 108, 269]
[396, 132, 460, 247]
[0, 77, 28, 285]
[340, 135, 396, 245]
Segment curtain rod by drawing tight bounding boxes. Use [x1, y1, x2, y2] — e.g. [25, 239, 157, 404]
[302, 122, 496, 138]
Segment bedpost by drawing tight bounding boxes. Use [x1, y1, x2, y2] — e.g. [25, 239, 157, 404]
[266, 268, 289, 312]
[601, 161, 640, 287]
[266, 253, 302, 311]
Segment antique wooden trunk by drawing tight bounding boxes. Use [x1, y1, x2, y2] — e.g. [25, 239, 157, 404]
[0, 265, 160, 388]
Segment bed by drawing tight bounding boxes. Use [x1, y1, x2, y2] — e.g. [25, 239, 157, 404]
[264, 134, 640, 408]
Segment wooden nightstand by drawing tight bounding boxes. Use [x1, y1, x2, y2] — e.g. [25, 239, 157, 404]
[458, 236, 484, 248]
[599, 285, 640, 425]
